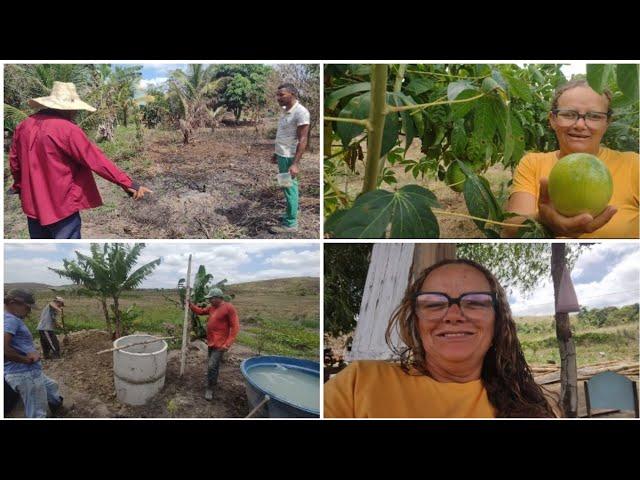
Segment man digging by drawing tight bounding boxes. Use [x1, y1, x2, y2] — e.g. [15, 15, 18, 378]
[188, 288, 240, 401]
[4, 289, 65, 418]
[268, 83, 310, 235]
[8, 81, 153, 239]
[37, 296, 65, 359]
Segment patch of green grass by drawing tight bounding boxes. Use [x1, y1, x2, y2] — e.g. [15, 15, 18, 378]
[237, 317, 319, 360]
[517, 313, 639, 366]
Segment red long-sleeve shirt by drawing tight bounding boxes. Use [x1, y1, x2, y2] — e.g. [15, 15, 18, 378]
[9, 111, 136, 226]
[189, 301, 240, 349]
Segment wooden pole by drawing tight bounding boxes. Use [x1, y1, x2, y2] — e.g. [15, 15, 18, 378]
[410, 243, 457, 283]
[180, 254, 193, 377]
[245, 395, 270, 418]
[551, 244, 578, 417]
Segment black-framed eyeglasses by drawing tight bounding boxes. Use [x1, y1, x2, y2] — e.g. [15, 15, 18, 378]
[413, 291, 496, 321]
[551, 109, 611, 126]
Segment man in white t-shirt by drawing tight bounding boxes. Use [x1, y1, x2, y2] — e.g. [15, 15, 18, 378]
[269, 83, 310, 234]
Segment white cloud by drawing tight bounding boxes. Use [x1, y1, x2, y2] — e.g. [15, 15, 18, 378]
[4, 257, 70, 285]
[510, 244, 640, 317]
[5, 244, 59, 254]
[264, 249, 320, 269]
[561, 62, 587, 79]
[138, 78, 168, 90]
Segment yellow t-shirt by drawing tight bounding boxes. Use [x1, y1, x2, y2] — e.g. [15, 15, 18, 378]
[511, 147, 639, 238]
[324, 360, 496, 418]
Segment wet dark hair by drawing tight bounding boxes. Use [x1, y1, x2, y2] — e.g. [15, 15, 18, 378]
[278, 83, 299, 98]
[385, 258, 560, 418]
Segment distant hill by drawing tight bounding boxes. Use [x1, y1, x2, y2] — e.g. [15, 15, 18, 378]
[4, 283, 68, 292]
[228, 277, 319, 295]
[5, 277, 319, 296]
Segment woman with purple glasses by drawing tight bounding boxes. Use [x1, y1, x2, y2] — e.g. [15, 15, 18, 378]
[324, 258, 559, 418]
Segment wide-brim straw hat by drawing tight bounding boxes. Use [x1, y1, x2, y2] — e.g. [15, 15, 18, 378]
[28, 81, 96, 112]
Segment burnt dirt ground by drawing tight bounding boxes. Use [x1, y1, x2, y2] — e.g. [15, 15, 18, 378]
[4, 122, 320, 239]
[8, 330, 254, 418]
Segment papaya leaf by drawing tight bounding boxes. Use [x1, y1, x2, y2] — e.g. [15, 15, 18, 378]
[447, 80, 475, 100]
[503, 73, 533, 102]
[586, 64, 613, 94]
[450, 88, 481, 119]
[458, 161, 503, 238]
[336, 93, 368, 147]
[331, 185, 440, 239]
[325, 82, 371, 111]
[481, 77, 500, 94]
[616, 64, 639, 104]
[406, 77, 434, 95]
[473, 97, 497, 141]
[336, 92, 400, 158]
[324, 209, 348, 235]
[389, 92, 416, 150]
[451, 120, 468, 157]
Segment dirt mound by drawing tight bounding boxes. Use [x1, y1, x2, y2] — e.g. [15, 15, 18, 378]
[40, 330, 253, 418]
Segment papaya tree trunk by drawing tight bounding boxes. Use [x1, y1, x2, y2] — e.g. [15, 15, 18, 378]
[362, 64, 388, 193]
[373, 64, 406, 177]
[551, 243, 578, 417]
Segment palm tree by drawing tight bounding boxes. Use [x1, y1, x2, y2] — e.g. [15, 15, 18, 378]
[3, 64, 95, 132]
[168, 64, 227, 144]
[50, 243, 161, 338]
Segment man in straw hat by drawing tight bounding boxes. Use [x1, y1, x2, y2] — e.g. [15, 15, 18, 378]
[37, 296, 66, 359]
[8, 81, 153, 239]
[188, 287, 240, 401]
[4, 288, 65, 417]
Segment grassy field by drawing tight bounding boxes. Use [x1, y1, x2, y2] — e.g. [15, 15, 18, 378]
[516, 309, 639, 367]
[8, 276, 320, 360]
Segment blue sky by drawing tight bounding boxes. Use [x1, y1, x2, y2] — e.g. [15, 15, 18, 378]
[4, 243, 320, 289]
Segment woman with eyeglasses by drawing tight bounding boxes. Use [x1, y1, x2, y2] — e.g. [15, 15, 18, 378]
[504, 78, 638, 238]
[324, 259, 559, 418]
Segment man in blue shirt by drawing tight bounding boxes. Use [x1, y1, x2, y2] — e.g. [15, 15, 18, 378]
[4, 288, 64, 418]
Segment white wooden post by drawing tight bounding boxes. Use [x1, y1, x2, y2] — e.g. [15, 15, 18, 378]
[347, 243, 456, 361]
[180, 254, 192, 377]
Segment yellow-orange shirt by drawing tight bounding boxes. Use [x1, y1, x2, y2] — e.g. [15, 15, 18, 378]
[324, 360, 496, 418]
[511, 147, 639, 238]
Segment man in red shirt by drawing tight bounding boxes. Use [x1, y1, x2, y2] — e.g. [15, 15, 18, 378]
[8, 81, 152, 239]
[188, 288, 240, 401]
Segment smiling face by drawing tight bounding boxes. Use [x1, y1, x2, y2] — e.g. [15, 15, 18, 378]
[417, 264, 495, 379]
[549, 85, 610, 156]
